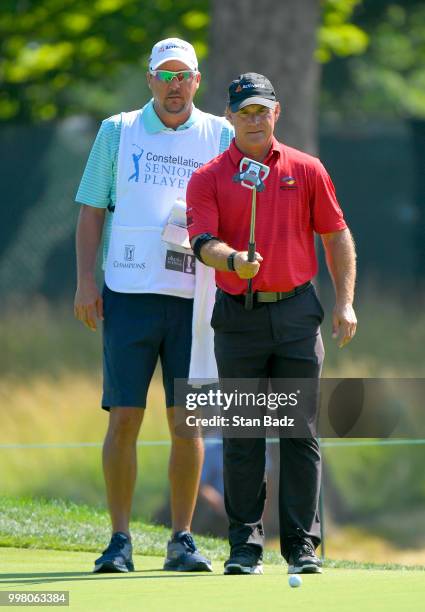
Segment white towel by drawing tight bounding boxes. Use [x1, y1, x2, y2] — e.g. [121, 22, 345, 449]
[163, 198, 218, 384]
[162, 198, 192, 251]
[189, 259, 218, 385]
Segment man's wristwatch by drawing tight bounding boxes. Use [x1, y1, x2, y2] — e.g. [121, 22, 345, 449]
[227, 251, 238, 272]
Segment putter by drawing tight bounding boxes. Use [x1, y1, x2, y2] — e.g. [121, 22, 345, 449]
[233, 158, 270, 310]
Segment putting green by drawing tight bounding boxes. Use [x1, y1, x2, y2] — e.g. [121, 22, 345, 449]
[0, 548, 423, 612]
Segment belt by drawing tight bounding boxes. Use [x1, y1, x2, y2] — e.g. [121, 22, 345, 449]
[222, 281, 312, 304]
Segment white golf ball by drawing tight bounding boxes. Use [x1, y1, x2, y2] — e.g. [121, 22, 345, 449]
[288, 574, 303, 588]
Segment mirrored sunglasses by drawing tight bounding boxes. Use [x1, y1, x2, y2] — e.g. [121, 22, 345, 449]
[150, 70, 197, 83]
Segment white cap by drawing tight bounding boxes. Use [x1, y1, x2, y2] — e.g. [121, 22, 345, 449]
[149, 38, 198, 71]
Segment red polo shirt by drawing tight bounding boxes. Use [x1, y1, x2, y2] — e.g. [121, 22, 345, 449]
[187, 137, 347, 294]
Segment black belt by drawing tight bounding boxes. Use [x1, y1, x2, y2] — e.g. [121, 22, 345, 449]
[221, 281, 312, 304]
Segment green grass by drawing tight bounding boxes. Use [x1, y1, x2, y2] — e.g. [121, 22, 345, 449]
[0, 496, 226, 562]
[1, 548, 425, 612]
[0, 301, 101, 377]
[319, 286, 425, 377]
[1, 500, 425, 611]
[1, 497, 425, 573]
[0, 371, 170, 520]
[2, 291, 425, 555]
[1, 288, 425, 379]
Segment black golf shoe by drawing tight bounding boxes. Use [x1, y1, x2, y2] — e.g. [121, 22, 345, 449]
[287, 539, 322, 574]
[93, 532, 134, 573]
[224, 544, 264, 575]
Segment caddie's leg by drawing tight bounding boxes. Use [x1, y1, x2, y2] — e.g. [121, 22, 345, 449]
[167, 408, 204, 532]
[101, 288, 164, 537]
[161, 293, 202, 533]
[161, 295, 212, 572]
[103, 407, 144, 536]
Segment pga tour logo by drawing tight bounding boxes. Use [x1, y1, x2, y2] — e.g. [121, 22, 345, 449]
[124, 245, 135, 262]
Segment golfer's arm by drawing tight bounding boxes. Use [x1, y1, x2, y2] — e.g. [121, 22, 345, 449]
[321, 229, 356, 305]
[76, 205, 106, 283]
[191, 236, 236, 272]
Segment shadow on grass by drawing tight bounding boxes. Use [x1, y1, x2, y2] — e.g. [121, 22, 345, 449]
[0, 570, 217, 586]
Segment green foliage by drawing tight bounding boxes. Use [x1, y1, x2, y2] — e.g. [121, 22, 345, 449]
[317, 0, 369, 62]
[0, 0, 209, 122]
[3, 0, 422, 121]
[353, 4, 425, 117]
[0, 0, 371, 123]
[325, 444, 425, 519]
[322, 1, 425, 118]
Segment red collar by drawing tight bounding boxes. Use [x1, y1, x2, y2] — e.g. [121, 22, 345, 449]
[228, 136, 282, 166]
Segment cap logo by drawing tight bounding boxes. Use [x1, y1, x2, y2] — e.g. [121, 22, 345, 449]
[165, 43, 187, 51]
[242, 82, 267, 89]
[229, 73, 275, 111]
[150, 39, 198, 70]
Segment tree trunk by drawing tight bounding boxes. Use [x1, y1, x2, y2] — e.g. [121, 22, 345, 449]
[207, 0, 321, 154]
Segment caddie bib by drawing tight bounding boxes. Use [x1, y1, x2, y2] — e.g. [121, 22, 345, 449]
[105, 106, 225, 297]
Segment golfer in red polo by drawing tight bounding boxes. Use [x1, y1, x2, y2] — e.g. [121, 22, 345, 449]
[187, 73, 357, 576]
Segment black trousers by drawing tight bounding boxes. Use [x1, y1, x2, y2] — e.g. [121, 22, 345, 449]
[211, 284, 324, 561]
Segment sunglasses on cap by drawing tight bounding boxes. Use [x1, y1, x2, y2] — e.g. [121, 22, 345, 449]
[150, 70, 198, 83]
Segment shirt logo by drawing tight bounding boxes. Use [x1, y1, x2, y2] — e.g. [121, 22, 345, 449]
[280, 176, 296, 189]
[124, 245, 135, 262]
[114, 246, 146, 270]
[165, 251, 196, 275]
[128, 145, 144, 182]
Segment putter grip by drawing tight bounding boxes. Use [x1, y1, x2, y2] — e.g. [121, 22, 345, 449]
[245, 280, 253, 310]
[245, 242, 256, 310]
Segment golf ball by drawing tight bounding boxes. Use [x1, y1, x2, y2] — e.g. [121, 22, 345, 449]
[288, 574, 303, 588]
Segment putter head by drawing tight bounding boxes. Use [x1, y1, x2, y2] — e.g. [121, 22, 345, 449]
[232, 158, 270, 191]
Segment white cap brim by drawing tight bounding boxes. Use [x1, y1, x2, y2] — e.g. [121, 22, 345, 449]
[151, 56, 197, 71]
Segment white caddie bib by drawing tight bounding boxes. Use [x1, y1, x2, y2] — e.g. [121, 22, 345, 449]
[105, 107, 225, 297]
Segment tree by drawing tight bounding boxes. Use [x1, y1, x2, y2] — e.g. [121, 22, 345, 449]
[321, 0, 425, 119]
[0, 0, 210, 122]
[207, 0, 367, 152]
[207, 0, 321, 153]
[321, 0, 425, 282]
[0, 0, 367, 126]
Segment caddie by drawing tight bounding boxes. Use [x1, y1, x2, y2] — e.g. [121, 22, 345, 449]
[74, 37, 233, 574]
